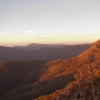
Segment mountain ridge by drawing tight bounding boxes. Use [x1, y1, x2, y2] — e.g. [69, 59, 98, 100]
[0, 44, 91, 61]
[0, 40, 99, 100]
[14, 43, 67, 51]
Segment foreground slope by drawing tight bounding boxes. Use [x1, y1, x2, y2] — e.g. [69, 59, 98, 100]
[35, 39, 100, 100]
[39, 40, 100, 82]
[0, 40, 100, 100]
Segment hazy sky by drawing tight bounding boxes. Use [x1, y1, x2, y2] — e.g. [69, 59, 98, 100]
[0, 0, 100, 46]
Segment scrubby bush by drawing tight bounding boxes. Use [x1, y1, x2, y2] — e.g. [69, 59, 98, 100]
[74, 66, 100, 100]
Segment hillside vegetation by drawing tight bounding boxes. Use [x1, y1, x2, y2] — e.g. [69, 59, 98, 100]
[0, 61, 47, 97]
[0, 40, 100, 100]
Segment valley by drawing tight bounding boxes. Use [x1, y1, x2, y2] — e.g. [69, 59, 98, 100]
[0, 40, 100, 100]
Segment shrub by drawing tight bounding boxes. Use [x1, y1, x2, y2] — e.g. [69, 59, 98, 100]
[74, 66, 100, 100]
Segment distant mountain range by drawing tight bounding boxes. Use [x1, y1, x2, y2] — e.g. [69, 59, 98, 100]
[14, 43, 66, 50]
[0, 43, 91, 61]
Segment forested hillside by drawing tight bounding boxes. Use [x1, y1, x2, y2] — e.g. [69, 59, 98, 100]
[0, 40, 100, 100]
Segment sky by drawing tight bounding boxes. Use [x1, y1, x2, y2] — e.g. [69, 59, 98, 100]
[0, 0, 100, 46]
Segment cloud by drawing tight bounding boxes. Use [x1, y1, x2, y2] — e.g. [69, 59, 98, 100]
[93, 19, 100, 22]
[0, 33, 8, 35]
[26, 30, 34, 33]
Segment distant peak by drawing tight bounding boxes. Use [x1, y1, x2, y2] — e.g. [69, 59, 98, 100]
[28, 43, 39, 45]
[27, 43, 44, 46]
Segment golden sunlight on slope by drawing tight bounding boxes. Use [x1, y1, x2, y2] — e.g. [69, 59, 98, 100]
[39, 40, 100, 82]
[35, 40, 100, 100]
